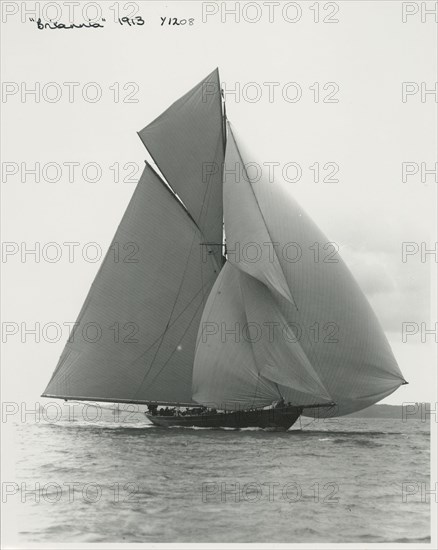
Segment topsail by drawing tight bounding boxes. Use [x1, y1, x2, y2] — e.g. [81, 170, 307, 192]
[138, 68, 225, 268]
[43, 69, 406, 419]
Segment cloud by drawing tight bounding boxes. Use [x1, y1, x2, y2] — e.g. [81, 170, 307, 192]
[341, 245, 431, 333]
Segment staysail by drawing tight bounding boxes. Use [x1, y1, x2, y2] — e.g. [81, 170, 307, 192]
[192, 125, 406, 416]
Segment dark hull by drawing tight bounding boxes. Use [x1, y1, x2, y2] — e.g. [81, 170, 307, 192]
[145, 406, 303, 430]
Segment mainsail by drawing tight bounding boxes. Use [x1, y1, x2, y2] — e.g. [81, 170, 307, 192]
[43, 70, 225, 404]
[192, 125, 406, 416]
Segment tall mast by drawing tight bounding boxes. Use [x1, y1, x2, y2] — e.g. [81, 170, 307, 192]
[221, 85, 227, 265]
[221, 86, 227, 152]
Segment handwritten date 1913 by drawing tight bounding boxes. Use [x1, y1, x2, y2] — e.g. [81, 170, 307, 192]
[160, 17, 194, 26]
[118, 16, 144, 26]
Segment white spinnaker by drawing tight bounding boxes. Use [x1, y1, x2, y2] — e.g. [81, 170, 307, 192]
[43, 166, 220, 404]
[229, 130, 406, 416]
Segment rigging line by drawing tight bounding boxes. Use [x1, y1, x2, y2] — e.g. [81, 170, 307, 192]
[41, 394, 195, 407]
[274, 383, 283, 400]
[218, 67, 227, 155]
[222, 98, 228, 153]
[249, 374, 271, 410]
[197, 130, 224, 236]
[144, 295, 206, 390]
[132, 229, 203, 400]
[200, 244, 205, 307]
[220, 77, 228, 262]
[218, 69, 226, 154]
[250, 376, 261, 409]
[227, 124, 300, 312]
[299, 416, 319, 430]
[196, 131, 225, 292]
[127, 276, 215, 373]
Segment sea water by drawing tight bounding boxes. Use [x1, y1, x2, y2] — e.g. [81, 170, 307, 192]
[6, 406, 430, 544]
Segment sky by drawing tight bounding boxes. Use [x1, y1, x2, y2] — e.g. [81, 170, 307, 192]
[1, 0, 437, 407]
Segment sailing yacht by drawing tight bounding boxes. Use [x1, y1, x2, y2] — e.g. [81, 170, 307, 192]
[42, 69, 407, 430]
